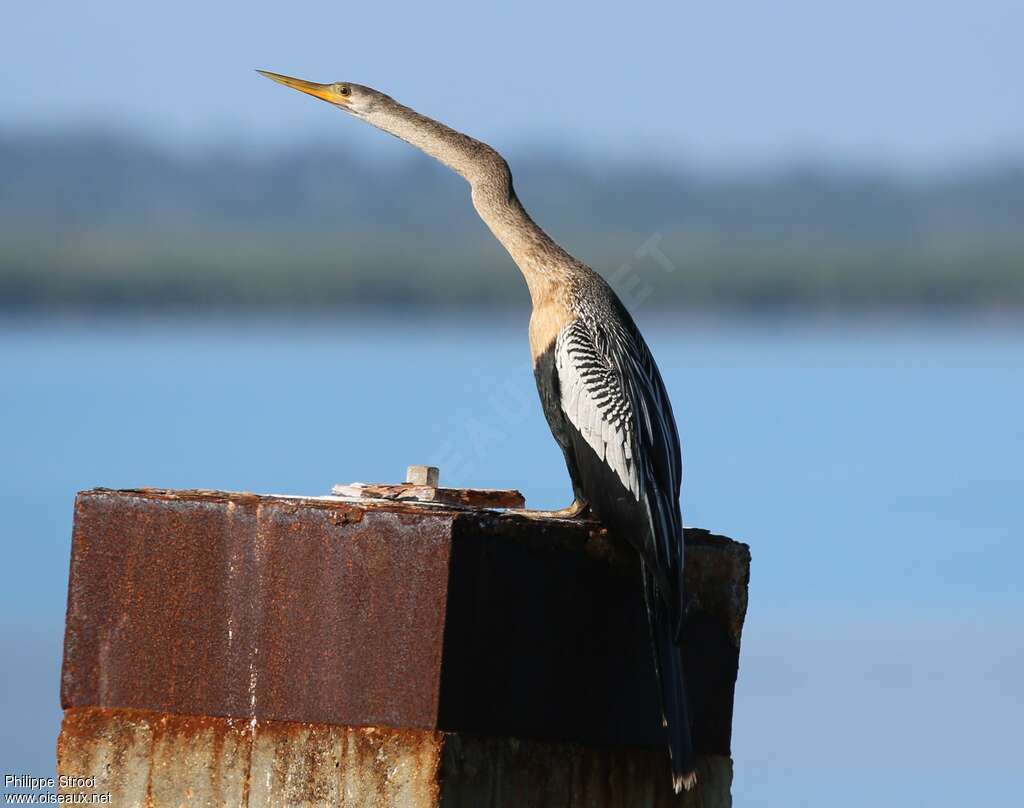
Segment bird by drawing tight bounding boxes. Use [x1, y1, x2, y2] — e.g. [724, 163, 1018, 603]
[258, 70, 696, 793]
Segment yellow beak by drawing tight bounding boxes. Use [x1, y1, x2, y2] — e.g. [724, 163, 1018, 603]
[256, 70, 348, 106]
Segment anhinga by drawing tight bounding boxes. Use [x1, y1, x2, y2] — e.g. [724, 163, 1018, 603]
[259, 70, 696, 793]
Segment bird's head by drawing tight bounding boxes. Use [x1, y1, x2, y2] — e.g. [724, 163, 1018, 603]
[257, 68, 503, 186]
[257, 70, 389, 119]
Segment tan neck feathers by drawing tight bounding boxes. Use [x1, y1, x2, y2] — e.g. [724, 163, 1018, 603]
[365, 98, 582, 307]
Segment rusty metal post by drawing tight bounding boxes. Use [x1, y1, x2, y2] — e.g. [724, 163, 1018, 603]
[58, 488, 749, 807]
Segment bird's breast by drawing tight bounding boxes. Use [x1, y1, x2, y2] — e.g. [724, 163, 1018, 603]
[529, 297, 574, 364]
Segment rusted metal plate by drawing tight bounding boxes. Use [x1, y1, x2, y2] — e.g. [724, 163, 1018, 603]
[332, 482, 526, 509]
[58, 707, 443, 808]
[58, 707, 729, 808]
[440, 734, 731, 808]
[440, 510, 664, 745]
[256, 503, 454, 729]
[62, 488, 749, 756]
[438, 515, 749, 756]
[62, 489, 454, 729]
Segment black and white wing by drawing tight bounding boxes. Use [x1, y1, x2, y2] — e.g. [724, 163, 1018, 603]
[555, 315, 684, 619]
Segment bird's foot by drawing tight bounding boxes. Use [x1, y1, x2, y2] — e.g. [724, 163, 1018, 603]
[505, 498, 589, 520]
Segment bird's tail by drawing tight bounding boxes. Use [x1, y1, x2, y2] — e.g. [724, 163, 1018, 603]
[642, 563, 697, 794]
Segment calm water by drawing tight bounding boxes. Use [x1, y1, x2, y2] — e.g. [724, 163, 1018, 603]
[1, 314, 1021, 805]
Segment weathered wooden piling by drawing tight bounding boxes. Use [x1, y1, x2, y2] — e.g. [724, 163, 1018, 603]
[58, 482, 749, 807]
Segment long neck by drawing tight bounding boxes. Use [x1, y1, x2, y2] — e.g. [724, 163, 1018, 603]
[364, 100, 580, 304]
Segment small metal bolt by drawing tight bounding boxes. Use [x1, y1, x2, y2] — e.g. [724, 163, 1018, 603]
[406, 465, 440, 487]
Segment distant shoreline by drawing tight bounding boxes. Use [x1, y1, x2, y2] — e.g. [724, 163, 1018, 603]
[3, 133, 1022, 313]
[2, 301, 1022, 329]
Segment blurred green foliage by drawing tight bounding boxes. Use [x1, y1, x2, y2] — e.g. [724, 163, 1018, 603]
[2, 134, 1022, 311]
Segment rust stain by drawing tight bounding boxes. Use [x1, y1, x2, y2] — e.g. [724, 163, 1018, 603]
[59, 707, 444, 808]
[63, 490, 454, 730]
[61, 487, 749, 758]
[333, 482, 526, 510]
[59, 707, 727, 807]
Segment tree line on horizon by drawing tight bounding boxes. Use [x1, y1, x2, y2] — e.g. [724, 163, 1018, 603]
[1, 132, 1022, 311]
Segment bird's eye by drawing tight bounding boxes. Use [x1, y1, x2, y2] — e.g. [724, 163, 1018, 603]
[337, 84, 351, 96]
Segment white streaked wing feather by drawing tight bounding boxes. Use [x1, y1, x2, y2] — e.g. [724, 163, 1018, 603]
[555, 322, 641, 499]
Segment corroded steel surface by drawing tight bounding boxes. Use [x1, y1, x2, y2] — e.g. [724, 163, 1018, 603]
[62, 489, 454, 729]
[62, 487, 749, 756]
[439, 514, 749, 755]
[57, 708, 730, 808]
[58, 707, 443, 808]
[682, 529, 752, 645]
[441, 735, 731, 808]
[332, 482, 526, 509]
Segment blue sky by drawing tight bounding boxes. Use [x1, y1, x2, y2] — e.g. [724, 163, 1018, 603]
[3, 0, 1023, 167]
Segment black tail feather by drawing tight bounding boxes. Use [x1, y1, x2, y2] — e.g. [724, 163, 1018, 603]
[642, 563, 696, 793]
